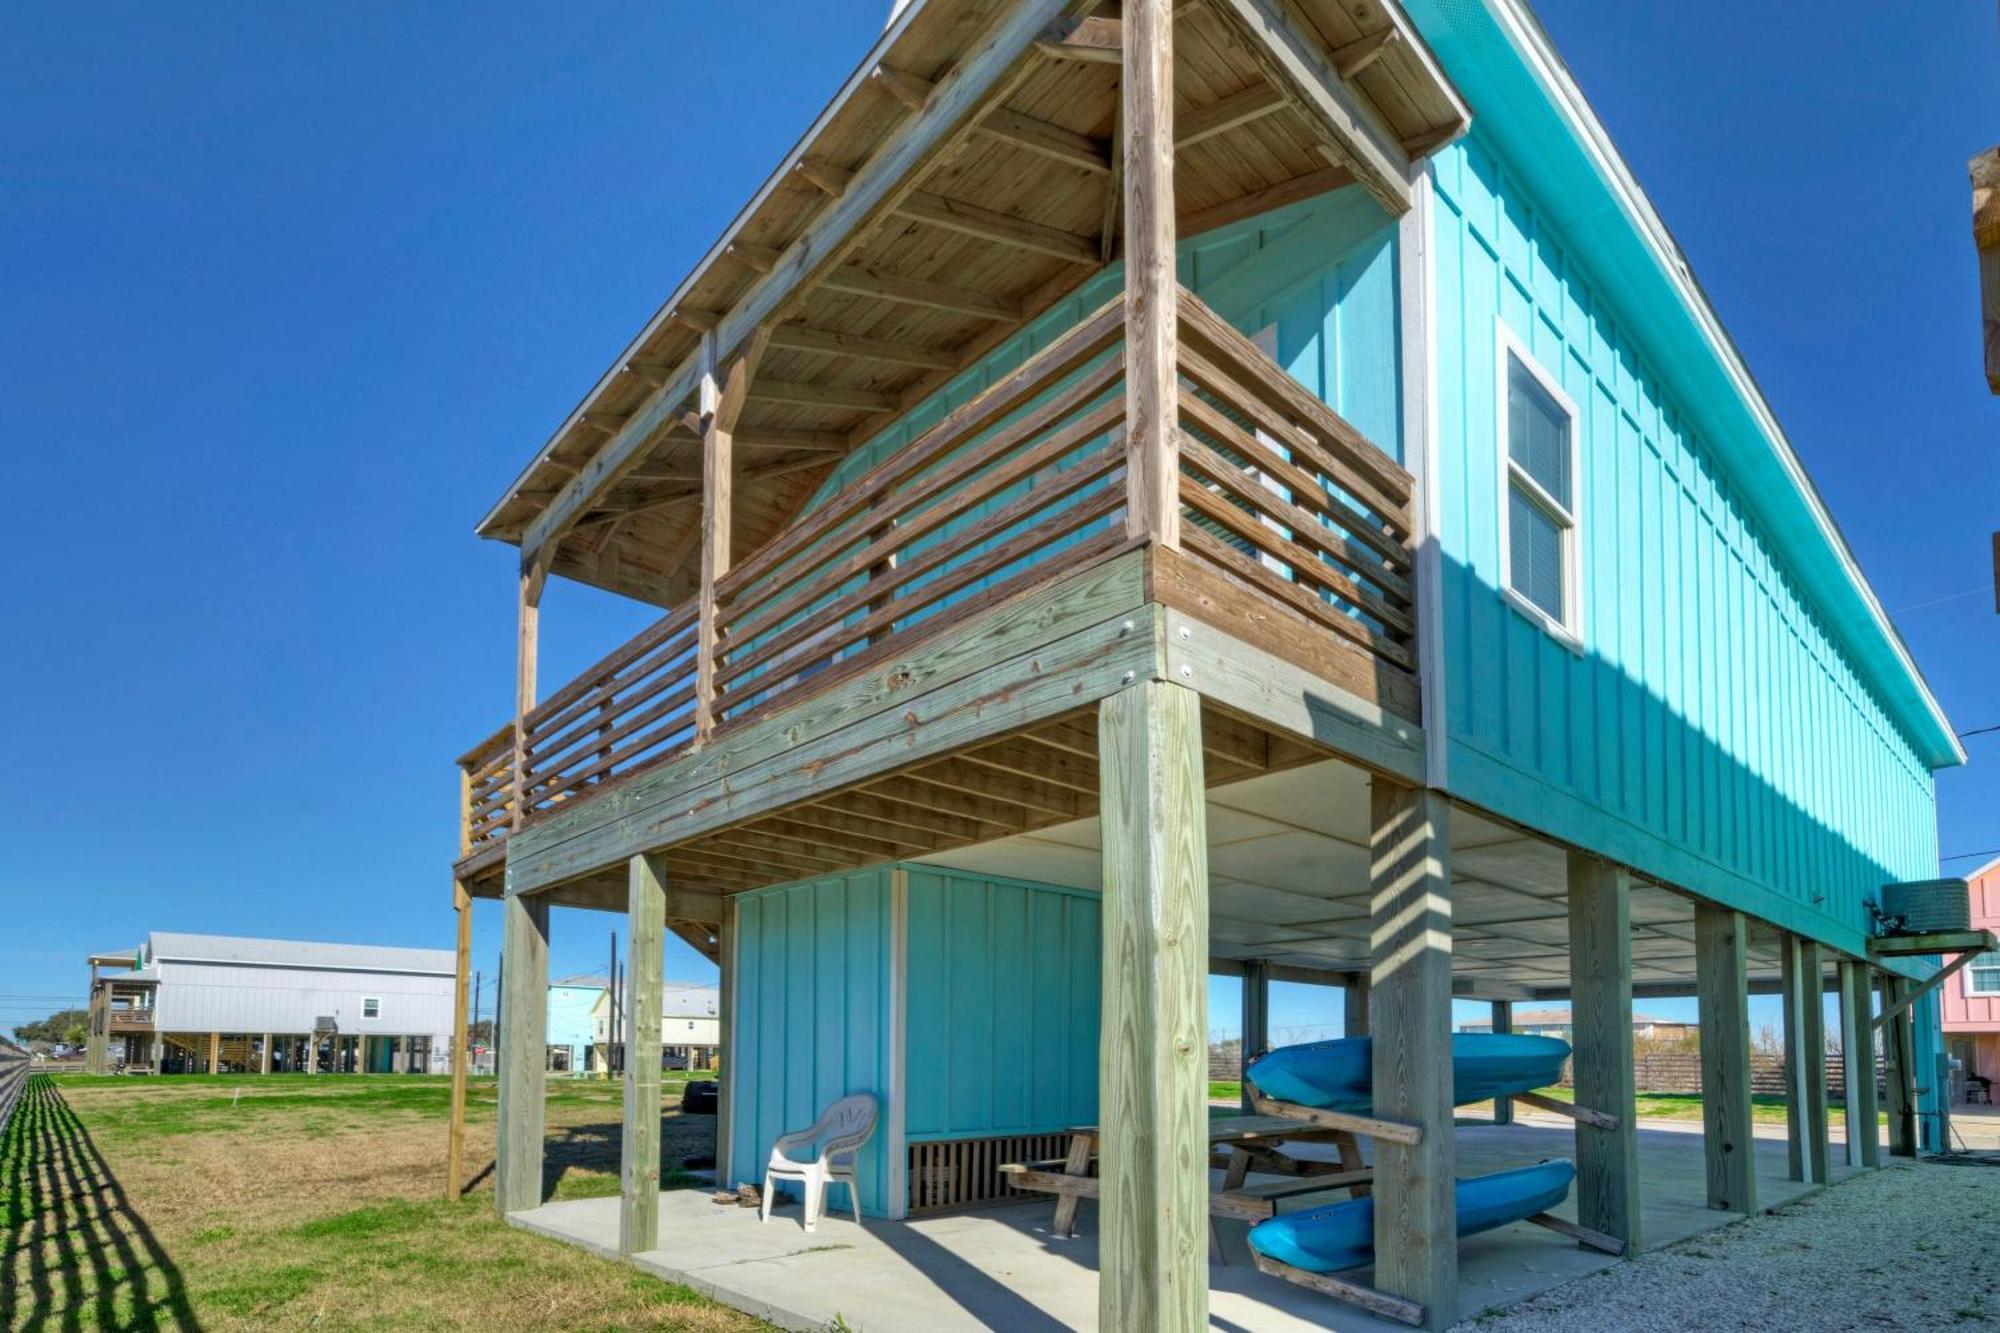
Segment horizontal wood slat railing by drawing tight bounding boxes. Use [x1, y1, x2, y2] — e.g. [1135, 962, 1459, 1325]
[1173, 289, 1418, 673]
[710, 294, 1132, 729]
[455, 284, 1418, 861]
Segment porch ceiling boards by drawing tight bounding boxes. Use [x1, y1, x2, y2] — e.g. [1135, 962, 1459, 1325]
[473, 0, 1466, 608]
[918, 760, 1795, 999]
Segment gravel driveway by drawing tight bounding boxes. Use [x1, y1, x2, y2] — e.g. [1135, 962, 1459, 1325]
[1465, 1160, 2000, 1331]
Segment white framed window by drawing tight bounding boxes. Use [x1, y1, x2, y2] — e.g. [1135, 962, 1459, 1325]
[1968, 951, 2000, 997]
[1495, 322, 1583, 647]
[362, 997, 381, 1019]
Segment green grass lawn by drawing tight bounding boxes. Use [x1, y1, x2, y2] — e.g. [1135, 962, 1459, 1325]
[1, 1071, 771, 1331]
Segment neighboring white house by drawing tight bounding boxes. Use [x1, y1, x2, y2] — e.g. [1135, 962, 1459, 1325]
[590, 982, 720, 1071]
[86, 931, 455, 1075]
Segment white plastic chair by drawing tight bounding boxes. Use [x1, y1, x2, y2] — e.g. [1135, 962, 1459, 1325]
[760, 1093, 878, 1232]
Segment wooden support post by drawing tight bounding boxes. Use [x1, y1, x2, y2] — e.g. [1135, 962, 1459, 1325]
[1841, 960, 1880, 1167]
[260, 1032, 272, 1075]
[1343, 976, 1370, 1038]
[717, 895, 736, 1189]
[622, 853, 667, 1254]
[495, 891, 551, 1215]
[1121, 0, 1179, 549]
[447, 878, 473, 1199]
[1880, 974, 1917, 1157]
[1490, 1001, 1515, 1126]
[1097, 680, 1210, 1332]
[694, 339, 730, 740]
[512, 554, 547, 828]
[1241, 959, 1270, 1114]
[1567, 853, 1639, 1248]
[208, 1030, 220, 1076]
[1370, 781, 1455, 1329]
[1694, 904, 1755, 1213]
[1801, 942, 1830, 1183]
[1780, 933, 1825, 1183]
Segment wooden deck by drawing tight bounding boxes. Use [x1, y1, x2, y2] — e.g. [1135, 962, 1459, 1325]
[454, 285, 1421, 912]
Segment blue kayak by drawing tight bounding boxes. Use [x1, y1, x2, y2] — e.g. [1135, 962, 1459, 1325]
[1249, 1159, 1576, 1274]
[1245, 1034, 1569, 1113]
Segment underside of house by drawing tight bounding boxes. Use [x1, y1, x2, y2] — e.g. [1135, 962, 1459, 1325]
[441, 1, 1981, 1328]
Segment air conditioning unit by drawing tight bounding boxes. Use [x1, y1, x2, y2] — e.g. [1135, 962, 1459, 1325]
[1880, 879, 1971, 934]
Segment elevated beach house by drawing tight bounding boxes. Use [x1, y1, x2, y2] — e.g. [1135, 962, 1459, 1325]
[442, 1, 1977, 1327]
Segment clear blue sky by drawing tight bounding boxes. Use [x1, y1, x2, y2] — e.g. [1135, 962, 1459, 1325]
[3, 3, 1995, 1042]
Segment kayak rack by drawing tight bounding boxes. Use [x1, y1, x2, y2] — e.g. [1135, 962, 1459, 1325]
[1242, 1079, 1627, 1326]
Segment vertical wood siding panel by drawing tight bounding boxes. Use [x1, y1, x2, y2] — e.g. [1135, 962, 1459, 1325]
[1430, 133, 1936, 946]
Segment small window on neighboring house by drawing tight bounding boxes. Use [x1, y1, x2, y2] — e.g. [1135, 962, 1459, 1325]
[1499, 328, 1582, 643]
[362, 997, 381, 1019]
[1968, 951, 2000, 997]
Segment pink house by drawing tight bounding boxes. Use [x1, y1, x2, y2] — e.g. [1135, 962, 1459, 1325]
[1942, 857, 2000, 1100]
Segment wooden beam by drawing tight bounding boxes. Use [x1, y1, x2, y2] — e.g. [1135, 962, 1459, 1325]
[1343, 975, 1369, 1038]
[1868, 927, 1997, 958]
[515, 0, 1090, 562]
[896, 190, 1100, 264]
[1695, 903, 1755, 1213]
[821, 265, 1025, 320]
[980, 106, 1113, 174]
[1874, 948, 1981, 1030]
[446, 878, 472, 1199]
[1097, 678, 1210, 1332]
[1123, 0, 1179, 548]
[620, 854, 666, 1254]
[725, 241, 780, 273]
[1176, 84, 1287, 149]
[1241, 959, 1270, 1114]
[1801, 940, 1831, 1184]
[1840, 959, 1880, 1168]
[1179, 165, 1352, 240]
[1369, 780, 1455, 1329]
[752, 379, 900, 413]
[1209, 0, 1413, 213]
[1781, 934, 1814, 1183]
[717, 895, 737, 1187]
[1567, 852, 1640, 1248]
[495, 891, 551, 1215]
[1039, 14, 1123, 63]
[1880, 974, 1917, 1158]
[767, 323, 959, 371]
[1331, 26, 1400, 80]
[1974, 146, 1999, 394]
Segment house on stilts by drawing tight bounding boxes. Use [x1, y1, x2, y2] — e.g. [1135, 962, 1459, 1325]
[440, 0, 1985, 1327]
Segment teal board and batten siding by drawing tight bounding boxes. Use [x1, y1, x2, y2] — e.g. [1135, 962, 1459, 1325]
[800, 185, 1404, 509]
[902, 868, 1101, 1142]
[729, 871, 896, 1217]
[727, 865, 1104, 1218]
[1427, 131, 1937, 957]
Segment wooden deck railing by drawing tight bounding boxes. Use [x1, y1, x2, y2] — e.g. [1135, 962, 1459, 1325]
[455, 286, 1417, 866]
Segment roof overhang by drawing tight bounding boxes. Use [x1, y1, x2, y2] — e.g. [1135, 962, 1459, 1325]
[1403, 0, 1963, 770]
[474, 0, 1468, 608]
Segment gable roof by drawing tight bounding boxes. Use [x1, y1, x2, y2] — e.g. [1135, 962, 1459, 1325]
[1405, 0, 1963, 770]
[146, 932, 454, 977]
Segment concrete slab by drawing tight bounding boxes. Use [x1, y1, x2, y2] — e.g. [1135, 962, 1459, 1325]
[505, 1121, 1858, 1332]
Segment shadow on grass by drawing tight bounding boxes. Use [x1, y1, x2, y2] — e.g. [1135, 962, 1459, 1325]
[1, 1074, 199, 1331]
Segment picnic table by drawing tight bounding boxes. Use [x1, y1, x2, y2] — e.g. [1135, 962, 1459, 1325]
[998, 1114, 1373, 1237]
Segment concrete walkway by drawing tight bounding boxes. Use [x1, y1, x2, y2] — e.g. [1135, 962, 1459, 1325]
[509, 1121, 1843, 1332]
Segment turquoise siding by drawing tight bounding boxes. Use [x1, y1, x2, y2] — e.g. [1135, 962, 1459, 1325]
[903, 869, 1100, 1141]
[730, 871, 896, 1216]
[805, 186, 1403, 509]
[1429, 131, 1937, 954]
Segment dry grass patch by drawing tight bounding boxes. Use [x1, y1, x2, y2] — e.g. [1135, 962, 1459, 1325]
[3, 1073, 767, 1331]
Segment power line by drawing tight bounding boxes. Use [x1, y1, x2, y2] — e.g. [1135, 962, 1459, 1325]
[1941, 848, 2000, 862]
[1956, 723, 2000, 739]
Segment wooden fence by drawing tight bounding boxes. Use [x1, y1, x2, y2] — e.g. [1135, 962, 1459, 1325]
[0, 1040, 30, 1138]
